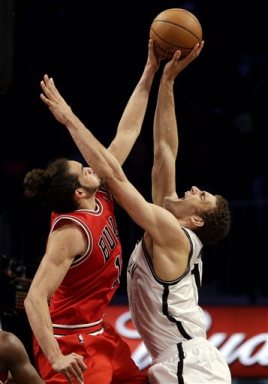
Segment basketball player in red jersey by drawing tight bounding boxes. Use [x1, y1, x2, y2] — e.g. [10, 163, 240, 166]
[39, 41, 231, 383]
[0, 330, 44, 384]
[24, 40, 160, 384]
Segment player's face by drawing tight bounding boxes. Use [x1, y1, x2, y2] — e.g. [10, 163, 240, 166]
[164, 186, 217, 216]
[68, 160, 101, 190]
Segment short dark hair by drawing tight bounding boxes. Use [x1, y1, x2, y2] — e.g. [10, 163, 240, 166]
[194, 195, 231, 245]
[24, 158, 80, 213]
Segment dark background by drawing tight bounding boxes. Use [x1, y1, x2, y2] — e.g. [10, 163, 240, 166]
[1, 0, 268, 305]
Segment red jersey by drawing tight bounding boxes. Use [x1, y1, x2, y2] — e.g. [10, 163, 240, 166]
[49, 189, 122, 336]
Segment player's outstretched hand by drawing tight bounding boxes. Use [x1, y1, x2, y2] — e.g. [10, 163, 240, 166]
[163, 40, 204, 81]
[40, 74, 72, 126]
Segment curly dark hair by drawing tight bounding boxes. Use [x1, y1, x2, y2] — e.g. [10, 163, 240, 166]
[193, 195, 231, 246]
[23, 158, 81, 213]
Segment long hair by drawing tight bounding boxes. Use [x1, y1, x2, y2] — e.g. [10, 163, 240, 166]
[24, 158, 80, 213]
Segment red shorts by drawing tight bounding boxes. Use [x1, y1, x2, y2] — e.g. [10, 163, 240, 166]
[34, 322, 148, 384]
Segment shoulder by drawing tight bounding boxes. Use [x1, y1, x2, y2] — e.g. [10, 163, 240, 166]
[182, 227, 203, 248]
[50, 213, 90, 235]
[0, 331, 12, 348]
[48, 221, 87, 246]
[0, 331, 22, 358]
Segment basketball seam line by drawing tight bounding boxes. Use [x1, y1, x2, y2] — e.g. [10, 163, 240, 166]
[152, 21, 201, 41]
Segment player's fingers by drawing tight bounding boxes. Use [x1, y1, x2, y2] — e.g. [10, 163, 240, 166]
[43, 74, 50, 84]
[48, 77, 62, 98]
[64, 371, 73, 384]
[73, 353, 87, 371]
[40, 78, 62, 105]
[40, 80, 53, 98]
[44, 77, 65, 104]
[63, 367, 84, 384]
[40, 93, 50, 105]
[68, 365, 84, 384]
[173, 50, 182, 61]
[185, 41, 203, 63]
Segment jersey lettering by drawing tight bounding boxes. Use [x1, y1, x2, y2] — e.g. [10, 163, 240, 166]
[109, 216, 119, 238]
[103, 225, 116, 250]
[98, 237, 110, 261]
[98, 217, 118, 261]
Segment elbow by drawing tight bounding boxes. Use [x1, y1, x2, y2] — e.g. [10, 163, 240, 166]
[24, 291, 38, 315]
[24, 293, 32, 314]
[153, 141, 167, 156]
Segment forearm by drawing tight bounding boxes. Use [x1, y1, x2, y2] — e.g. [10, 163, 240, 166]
[110, 62, 157, 165]
[24, 295, 62, 365]
[153, 42, 204, 158]
[64, 111, 123, 181]
[64, 112, 100, 162]
[153, 76, 178, 157]
[152, 75, 178, 204]
[118, 63, 156, 133]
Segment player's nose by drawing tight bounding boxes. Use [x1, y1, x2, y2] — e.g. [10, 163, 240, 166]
[191, 186, 200, 194]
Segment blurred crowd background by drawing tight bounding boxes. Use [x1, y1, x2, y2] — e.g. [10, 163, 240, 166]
[0, 0, 268, 372]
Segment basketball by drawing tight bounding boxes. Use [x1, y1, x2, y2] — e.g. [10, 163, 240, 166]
[149, 8, 202, 60]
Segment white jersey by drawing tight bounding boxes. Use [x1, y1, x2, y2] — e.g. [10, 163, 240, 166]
[127, 227, 206, 360]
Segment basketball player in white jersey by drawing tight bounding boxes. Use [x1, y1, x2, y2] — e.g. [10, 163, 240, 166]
[126, 45, 232, 383]
[39, 40, 231, 383]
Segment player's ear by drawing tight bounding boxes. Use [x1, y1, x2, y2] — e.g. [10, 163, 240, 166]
[74, 188, 85, 200]
[191, 215, 204, 228]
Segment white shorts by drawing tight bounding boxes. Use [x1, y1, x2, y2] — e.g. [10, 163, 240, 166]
[148, 337, 231, 384]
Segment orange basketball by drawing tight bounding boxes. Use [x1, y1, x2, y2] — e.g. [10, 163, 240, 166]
[149, 8, 202, 60]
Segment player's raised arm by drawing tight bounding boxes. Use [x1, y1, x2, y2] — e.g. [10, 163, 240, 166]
[152, 42, 204, 206]
[108, 39, 160, 165]
[40, 75, 186, 247]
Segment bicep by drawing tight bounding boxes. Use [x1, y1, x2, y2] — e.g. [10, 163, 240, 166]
[28, 225, 87, 300]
